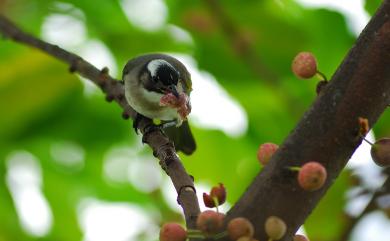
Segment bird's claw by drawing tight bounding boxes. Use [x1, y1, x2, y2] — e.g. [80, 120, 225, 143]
[160, 120, 180, 129]
[142, 125, 163, 144]
[133, 113, 144, 134]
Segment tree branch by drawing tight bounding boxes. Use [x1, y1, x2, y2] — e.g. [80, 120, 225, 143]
[219, 1, 390, 240]
[202, 0, 279, 83]
[0, 14, 201, 229]
[338, 170, 390, 241]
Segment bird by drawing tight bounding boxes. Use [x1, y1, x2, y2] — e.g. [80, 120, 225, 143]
[122, 53, 196, 155]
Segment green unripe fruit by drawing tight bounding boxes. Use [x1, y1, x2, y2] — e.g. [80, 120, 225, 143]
[265, 216, 286, 240]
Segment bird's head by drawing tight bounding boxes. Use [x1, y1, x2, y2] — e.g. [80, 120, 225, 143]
[142, 59, 187, 98]
[138, 58, 192, 119]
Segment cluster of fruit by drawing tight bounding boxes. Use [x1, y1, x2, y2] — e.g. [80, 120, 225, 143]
[258, 143, 327, 191]
[292, 52, 390, 168]
[160, 183, 309, 241]
[160, 212, 308, 241]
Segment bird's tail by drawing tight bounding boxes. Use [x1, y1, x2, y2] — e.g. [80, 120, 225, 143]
[164, 121, 196, 155]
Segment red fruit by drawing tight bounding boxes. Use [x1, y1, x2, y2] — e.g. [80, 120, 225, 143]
[210, 183, 226, 205]
[196, 210, 225, 237]
[294, 234, 310, 241]
[264, 216, 286, 240]
[203, 183, 227, 207]
[292, 52, 318, 79]
[159, 223, 187, 241]
[370, 138, 390, 167]
[257, 143, 279, 166]
[203, 193, 214, 208]
[298, 162, 327, 191]
[227, 217, 254, 240]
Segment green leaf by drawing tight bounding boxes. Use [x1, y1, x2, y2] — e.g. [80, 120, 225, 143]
[365, 0, 383, 15]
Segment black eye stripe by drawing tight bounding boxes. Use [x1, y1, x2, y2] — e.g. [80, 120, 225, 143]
[152, 64, 179, 85]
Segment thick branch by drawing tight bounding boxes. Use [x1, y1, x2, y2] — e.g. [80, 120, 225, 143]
[0, 15, 200, 228]
[220, 1, 390, 241]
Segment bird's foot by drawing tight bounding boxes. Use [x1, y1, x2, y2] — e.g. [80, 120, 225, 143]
[160, 119, 182, 129]
[142, 124, 164, 144]
[133, 113, 145, 134]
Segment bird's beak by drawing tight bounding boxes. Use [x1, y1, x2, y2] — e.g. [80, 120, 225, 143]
[166, 84, 179, 98]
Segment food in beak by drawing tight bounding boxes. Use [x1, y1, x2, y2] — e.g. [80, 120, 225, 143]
[160, 93, 191, 119]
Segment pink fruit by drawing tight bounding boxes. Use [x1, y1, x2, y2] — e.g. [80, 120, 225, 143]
[371, 138, 390, 167]
[160, 93, 191, 120]
[227, 217, 254, 240]
[298, 162, 327, 191]
[159, 223, 187, 241]
[159, 93, 178, 107]
[196, 210, 225, 237]
[292, 52, 318, 79]
[257, 143, 279, 166]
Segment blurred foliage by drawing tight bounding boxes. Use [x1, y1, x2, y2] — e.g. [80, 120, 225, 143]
[0, 0, 388, 241]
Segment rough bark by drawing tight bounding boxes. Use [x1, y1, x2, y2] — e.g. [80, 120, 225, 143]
[220, 1, 390, 240]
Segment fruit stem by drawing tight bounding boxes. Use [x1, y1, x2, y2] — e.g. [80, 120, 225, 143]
[186, 229, 205, 239]
[316, 70, 327, 81]
[186, 229, 203, 234]
[213, 197, 220, 213]
[213, 231, 228, 239]
[187, 233, 205, 239]
[360, 134, 374, 146]
[288, 166, 301, 172]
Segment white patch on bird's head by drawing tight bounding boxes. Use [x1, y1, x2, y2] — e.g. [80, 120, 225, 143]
[147, 59, 175, 78]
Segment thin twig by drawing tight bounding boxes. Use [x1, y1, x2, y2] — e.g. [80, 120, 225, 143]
[0, 14, 201, 229]
[202, 0, 279, 83]
[338, 176, 390, 241]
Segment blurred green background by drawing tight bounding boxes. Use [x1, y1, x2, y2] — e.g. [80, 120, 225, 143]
[0, 0, 388, 241]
